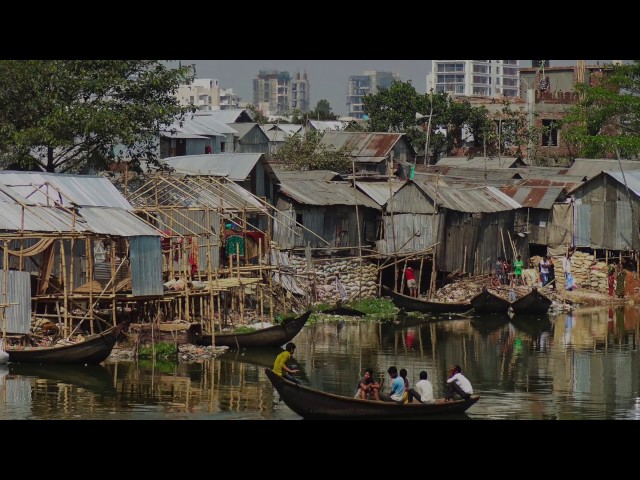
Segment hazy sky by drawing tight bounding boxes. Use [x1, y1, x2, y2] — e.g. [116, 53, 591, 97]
[183, 60, 604, 116]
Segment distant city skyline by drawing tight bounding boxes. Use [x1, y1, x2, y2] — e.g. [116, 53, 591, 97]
[182, 60, 612, 117]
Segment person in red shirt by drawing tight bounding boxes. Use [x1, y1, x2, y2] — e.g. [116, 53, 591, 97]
[405, 266, 417, 298]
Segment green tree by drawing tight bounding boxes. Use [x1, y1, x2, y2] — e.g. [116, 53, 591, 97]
[563, 61, 640, 158]
[270, 131, 352, 173]
[0, 60, 195, 173]
[362, 80, 430, 153]
[245, 103, 268, 125]
[312, 99, 338, 121]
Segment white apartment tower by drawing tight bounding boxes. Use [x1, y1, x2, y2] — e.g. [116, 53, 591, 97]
[426, 60, 520, 97]
[176, 78, 221, 111]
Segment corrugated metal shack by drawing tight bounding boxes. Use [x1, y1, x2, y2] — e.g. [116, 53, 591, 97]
[568, 170, 640, 251]
[273, 179, 381, 250]
[319, 132, 416, 176]
[162, 153, 277, 208]
[499, 184, 567, 247]
[230, 123, 270, 156]
[383, 179, 521, 275]
[0, 171, 163, 337]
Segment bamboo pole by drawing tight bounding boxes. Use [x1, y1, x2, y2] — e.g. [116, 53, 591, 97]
[463, 245, 467, 275]
[110, 239, 116, 327]
[400, 258, 408, 294]
[60, 239, 69, 337]
[429, 250, 437, 299]
[500, 228, 507, 261]
[87, 238, 94, 335]
[2, 241, 7, 339]
[417, 255, 425, 297]
[237, 242, 244, 324]
[206, 207, 215, 347]
[183, 237, 191, 321]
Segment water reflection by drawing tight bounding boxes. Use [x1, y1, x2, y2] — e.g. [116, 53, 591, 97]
[0, 305, 639, 420]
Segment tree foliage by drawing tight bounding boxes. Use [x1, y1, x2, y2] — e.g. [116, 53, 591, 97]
[290, 99, 338, 124]
[245, 103, 268, 125]
[0, 60, 195, 173]
[270, 131, 352, 173]
[563, 61, 640, 158]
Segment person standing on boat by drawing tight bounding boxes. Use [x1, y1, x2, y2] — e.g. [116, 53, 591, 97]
[404, 266, 417, 298]
[407, 370, 434, 404]
[354, 367, 380, 401]
[444, 364, 473, 401]
[539, 257, 550, 286]
[273, 342, 301, 385]
[380, 366, 405, 402]
[495, 257, 505, 285]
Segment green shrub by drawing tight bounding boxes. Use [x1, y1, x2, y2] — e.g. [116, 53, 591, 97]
[138, 342, 178, 361]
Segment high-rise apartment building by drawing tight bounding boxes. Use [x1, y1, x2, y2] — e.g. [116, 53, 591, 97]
[426, 60, 520, 97]
[175, 78, 220, 111]
[346, 70, 400, 119]
[176, 79, 242, 111]
[253, 70, 311, 116]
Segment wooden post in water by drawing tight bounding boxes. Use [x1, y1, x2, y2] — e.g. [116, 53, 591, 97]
[400, 258, 408, 294]
[429, 250, 437, 299]
[463, 245, 467, 275]
[418, 255, 425, 296]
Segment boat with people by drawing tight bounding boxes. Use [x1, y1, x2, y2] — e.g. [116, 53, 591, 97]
[5, 323, 125, 364]
[382, 285, 472, 314]
[189, 310, 311, 348]
[264, 367, 479, 419]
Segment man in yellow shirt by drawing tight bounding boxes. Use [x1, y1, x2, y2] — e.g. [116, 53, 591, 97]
[273, 342, 301, 385]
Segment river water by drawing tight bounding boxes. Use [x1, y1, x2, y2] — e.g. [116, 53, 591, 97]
[1, 305, 639, 420]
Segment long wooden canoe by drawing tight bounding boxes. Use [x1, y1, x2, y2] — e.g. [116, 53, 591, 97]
[8, 363, 116, 394]
[383, 286, 471, 314]
[265, 367, 479, 419]
[193, 310, 311, 348]
[470, 287, 512, 314]
[510, 287, 552, 315]
[6, 323, 124, 365]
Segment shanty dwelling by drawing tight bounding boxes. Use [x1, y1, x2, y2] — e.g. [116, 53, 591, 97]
[568, 170, 640, 253]
[228, 123, 270, 157]
[161, 153, 277, 210]
[273, 179, 380, 250]
[565, 158, 640, 182]
[159, 115, 238, 157]
[260, 124, 304, 157]
[435, 156, 527, 169]
[194, 108, 254, 124]
[412, 164, 523, 188]
[319, 131, 416, 177]
[499, 183, 568, 257]
[382, 179, 521, 280]
[271, 179, 382, 303]
[126, 173, 272, 326]
[0, 171, 164, 339]
[304, 119, 349, 134]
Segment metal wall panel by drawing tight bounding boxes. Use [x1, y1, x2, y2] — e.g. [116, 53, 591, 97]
[129, 236, 164, 297]
[2, 270, 31, 334]
[574, 203, 591, 247]
[615, 201, 633, 250]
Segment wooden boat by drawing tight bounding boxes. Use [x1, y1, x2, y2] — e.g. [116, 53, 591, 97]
[265, 367, 479, 419]
[6, 323, 125, 365]
[470, 287, 512, 314]
[383, 286, 472, 314]
[510, 287, 553, 315]
[191, 310, 311, 348]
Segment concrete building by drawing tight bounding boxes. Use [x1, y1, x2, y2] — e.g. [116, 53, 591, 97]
[426, 61, 520, 97]
[176, 78, 220, 111]
[346, 71, 400, 119]
[253, 70, 311, 116]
